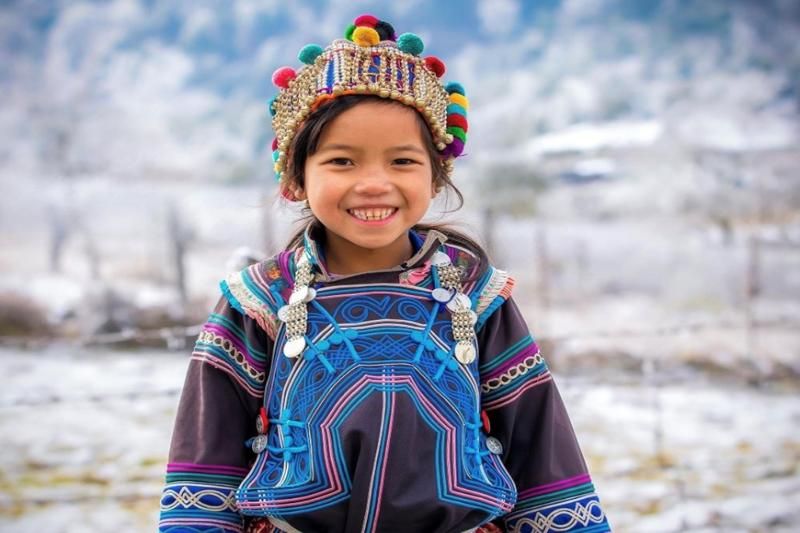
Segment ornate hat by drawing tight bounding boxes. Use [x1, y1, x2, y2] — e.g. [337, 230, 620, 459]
[268, 14, 469, 201]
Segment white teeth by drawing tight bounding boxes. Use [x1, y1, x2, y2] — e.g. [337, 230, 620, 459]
[349, 208, 396, 221]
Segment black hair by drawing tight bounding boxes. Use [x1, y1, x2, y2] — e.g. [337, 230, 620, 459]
[282, 94, 489, 280]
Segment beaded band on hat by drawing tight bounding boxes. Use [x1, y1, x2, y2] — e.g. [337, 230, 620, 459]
[267, 14, 470, 202]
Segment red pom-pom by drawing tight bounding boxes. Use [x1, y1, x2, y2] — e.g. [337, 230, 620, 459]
[271, 138, 278, 151]
[447, 114, 468, 132]
[424, 56, 446, 78]
[354, 14, 379, 28]
[272, 66, 296, 89]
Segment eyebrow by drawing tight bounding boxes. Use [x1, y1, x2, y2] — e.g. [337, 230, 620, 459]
[316, 143, 427, 155]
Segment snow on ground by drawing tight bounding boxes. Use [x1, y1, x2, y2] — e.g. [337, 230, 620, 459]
[0, 346, 797, 532]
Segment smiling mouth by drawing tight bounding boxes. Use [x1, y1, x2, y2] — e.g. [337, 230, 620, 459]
[347, 207, 398, 221]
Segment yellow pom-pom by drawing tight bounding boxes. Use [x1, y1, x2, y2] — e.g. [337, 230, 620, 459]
[352, 26, 380, 47]
[449, 93, 469, 110]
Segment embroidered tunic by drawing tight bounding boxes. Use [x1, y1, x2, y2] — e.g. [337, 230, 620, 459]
[159, 229, 610, 532]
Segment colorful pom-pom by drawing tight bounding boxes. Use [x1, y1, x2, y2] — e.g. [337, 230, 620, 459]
[271, 138, 278, 151]
[424, 56, 446, 78]
[354, 14, 379, 28]
[446, 103, 467, 117]
[449, 92, 469, 110]
[445, 81, 466, 96]
[268, 95, 278, 117]
[447, 126, 467, 143]
[397, 33, 424, 55]
[272, 66, 296, 89]
[352, 26, 380, 47]
[298, 44, 323, 65]
[272, 150, 280, 162]
[444, 137, 465, 157]
[447, 114, 468, 132]
[345, 23, 356, 40]
[374, 21, 396, 41]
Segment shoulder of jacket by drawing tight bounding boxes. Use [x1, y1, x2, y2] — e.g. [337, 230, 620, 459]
[218, 249, 296, 340]
[440, 241, 516, 330]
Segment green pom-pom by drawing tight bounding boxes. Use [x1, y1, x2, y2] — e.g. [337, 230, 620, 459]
[445, 82, 466, 96]
[446, 126, 467, 143]
[298, 44, 323, 65]
[268, 95, 278, 117]
[345, 23, 356, 41]
[397, 33, 424, 56]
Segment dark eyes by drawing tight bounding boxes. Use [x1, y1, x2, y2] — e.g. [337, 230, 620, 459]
[323, 158, 420, 166]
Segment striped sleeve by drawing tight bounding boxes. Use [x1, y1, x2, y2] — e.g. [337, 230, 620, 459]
[477, 297, 611, 532]
[158, 293, 273, 532]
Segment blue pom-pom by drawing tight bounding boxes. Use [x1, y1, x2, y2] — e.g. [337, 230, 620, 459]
[298, 44, 323, 65]
[397, 33, 424, 56]
[445, 82, 466, 96]
[268, 95, 278, 117]
[272, 150, 280, 162]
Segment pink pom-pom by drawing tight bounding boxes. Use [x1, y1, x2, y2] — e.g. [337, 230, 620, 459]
[271, 138, 278, 151]
[272, 66, 296, 89]
[424, 56, 446, 78]
[354, 14, 379, 27]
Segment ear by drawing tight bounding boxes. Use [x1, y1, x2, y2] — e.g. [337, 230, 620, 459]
[291, 183, 307, 201]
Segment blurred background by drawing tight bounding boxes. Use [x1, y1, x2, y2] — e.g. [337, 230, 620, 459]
[1, 0, 799, 531]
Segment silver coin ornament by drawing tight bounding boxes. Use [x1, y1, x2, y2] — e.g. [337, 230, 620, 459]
[431, 251, 451, 266]
[455, 341, 476, 364]
[277, 305, 292, 323]
[432, 287, 453, 303]
[303, 287, 317, 303]
[486, 436, 503, 455]
[283, 336, 306, 358]
[289, 286, 309, 305]
[250, 434, 268, 454]
[256, 416, 265, 434]
[447, 293, 471, 312]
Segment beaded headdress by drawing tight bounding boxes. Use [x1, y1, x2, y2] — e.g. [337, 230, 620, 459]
[268, 14, 470, 201]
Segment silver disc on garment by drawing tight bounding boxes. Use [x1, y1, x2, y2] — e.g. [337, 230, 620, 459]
[289, 286, 309, 305]
[283, 336, 306, 358]
[447, 293, 472, 312]
[486, 436, 503, 455]
[455, 342, 476, 364]
[250, 434, 268, 454]
[277, 305, 292, 323]
[431, 287, 453, 303]
[304, 287, 317, 303]
[431, 251, 451, 266]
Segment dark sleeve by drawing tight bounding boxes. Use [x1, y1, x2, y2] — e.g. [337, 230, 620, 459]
[477, 297, 611, 532]
[158, 293, 273, 532]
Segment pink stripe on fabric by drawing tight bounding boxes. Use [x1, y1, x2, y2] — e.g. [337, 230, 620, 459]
[483, 373, 553, 411]
[517, 474, 592, 499]
[167, 462, 249, 476]
[368, 388, 396, 533]
[481, 342, 541, 380]
[190, 354, 261, 397]
[204, 323, 265, 371]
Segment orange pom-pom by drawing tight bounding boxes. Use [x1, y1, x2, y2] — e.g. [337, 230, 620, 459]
[352, 26, 380, 47]
[424, 56, 446, 78]
[272, 66, 296, 89]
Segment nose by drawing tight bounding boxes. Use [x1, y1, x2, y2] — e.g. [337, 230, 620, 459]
[352, 167, 393, 195]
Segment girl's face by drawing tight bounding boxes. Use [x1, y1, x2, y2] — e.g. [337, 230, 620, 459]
[297, 100, 436, 273]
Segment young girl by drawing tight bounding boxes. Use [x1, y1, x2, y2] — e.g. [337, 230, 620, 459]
[159, 15, 610, 533]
